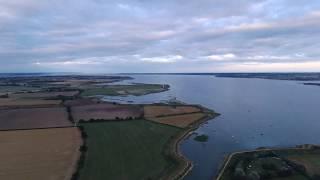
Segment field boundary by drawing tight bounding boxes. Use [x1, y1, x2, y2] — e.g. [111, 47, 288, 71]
[0, 125, 75, 132]
[0, 104, 62, 110]
[146, 111, 203, 118]
[70, 126, 87, 180]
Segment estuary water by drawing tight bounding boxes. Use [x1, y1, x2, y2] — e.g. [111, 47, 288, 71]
[102, 75, 320, 180]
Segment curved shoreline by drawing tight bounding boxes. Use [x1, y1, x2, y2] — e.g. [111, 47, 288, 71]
[167, 105, 220, 179]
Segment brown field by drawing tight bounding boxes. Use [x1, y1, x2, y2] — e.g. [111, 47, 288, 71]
[0, 107, 71, 130]
[0, 127, 82, 180]
[64, 98, 98, 106]
[147, 112, 207, 128]
[72, 103, 143, 121]
[144, 105, 201, 118]
[0, 98, 61, 107]
[12, 91, 79, 99]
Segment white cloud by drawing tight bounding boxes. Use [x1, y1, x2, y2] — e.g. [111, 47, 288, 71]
[34, 58, 103, 66]
[141, 55, 183, 63]
[117, 3, 131, 10]
[247, 55, 291, 60]
[206, 53, 236, 61]
[2, 0, 320, 72]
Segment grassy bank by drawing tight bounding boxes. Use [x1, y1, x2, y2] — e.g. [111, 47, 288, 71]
[78, 120, 183, 180]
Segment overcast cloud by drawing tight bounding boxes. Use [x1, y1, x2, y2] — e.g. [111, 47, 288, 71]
[1, 0, 320, 73]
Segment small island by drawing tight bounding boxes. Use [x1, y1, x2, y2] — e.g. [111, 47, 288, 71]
[194, 134, 209, 142]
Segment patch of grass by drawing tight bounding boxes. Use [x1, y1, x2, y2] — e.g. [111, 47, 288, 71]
[78, 120, 182, 180]
[81, 87, 118, 96]
[194, 134, 209, 142]
[81, 84, 169, 96]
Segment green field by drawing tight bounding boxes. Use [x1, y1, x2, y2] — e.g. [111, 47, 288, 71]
[78, 120, 182, 180]
[81, 84, 169, 96]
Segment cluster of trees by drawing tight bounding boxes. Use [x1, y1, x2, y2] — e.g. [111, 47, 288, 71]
[45, 95, 75, 102]
[78, 116, 140, 123]
[66, 106, 75, 123]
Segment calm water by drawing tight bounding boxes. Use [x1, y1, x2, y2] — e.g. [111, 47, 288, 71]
[103, 75, 320, 180]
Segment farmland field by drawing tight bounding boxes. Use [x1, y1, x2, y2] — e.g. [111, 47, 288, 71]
[64, 98, 98, 106]
[144, 105, 201, 118]
[0, 85, 39, 93]
[146, 112, 207, 128]
[81, 84, 169, 96]
[78, 120, 183, 180]
[11, 91, 79, 99]
[0, 107, 72, 130]
[0, 97, 61, 107]
[0, 127, 82, 180]
[72, 103, 143, 121]
[0, 90, 78, 107]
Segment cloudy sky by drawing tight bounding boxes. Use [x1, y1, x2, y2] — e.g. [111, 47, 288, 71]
[1, 0, 320, 73]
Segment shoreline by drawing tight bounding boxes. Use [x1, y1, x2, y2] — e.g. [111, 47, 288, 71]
[165, 105, 220, 179]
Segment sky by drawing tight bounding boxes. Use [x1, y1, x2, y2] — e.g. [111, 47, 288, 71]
[1, 0, 320, 73]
